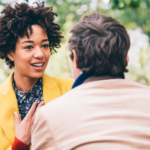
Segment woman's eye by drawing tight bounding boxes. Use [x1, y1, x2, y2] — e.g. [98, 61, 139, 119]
[42, 44, 49, 48]
[24, 46, 33, 50]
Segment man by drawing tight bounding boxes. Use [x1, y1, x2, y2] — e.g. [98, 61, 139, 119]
[32, 13, 150, 150]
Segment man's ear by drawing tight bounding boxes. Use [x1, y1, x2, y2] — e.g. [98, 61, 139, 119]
[7, 51, 15, 61]
[126, 54, 129, 63]
[72, 49, 78, 69]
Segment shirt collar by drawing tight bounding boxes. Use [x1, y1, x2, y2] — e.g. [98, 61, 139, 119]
[29, 78, 42, 95]
[72, 72, 125, 89]
[12, 74, 43, 103]
[72, 73, 89, 89]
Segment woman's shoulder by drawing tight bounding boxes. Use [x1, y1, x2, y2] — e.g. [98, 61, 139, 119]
[52, 76, 74, 85]
[51, 76, 74, 94]
[0, 73, 13, 96]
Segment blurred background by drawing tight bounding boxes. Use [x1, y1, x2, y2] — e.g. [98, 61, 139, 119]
[0, 0, 150, 85]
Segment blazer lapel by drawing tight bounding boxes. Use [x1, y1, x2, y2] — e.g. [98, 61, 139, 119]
[42, 73, 62, 104]
[0, 73, 20, 144]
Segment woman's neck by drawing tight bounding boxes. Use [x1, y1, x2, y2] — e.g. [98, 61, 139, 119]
[14, 73, 39, 93]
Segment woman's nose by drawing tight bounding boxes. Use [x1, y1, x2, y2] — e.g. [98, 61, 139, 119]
[33, 47, 44, 59]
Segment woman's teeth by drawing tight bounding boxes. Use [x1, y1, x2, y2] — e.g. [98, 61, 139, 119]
[31, 63, 44, 67]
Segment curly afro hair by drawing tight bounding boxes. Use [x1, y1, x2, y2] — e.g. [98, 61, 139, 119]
[0, 1, 63, 68]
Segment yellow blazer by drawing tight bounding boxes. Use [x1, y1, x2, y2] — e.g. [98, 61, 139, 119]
[0, 73, 74, 150]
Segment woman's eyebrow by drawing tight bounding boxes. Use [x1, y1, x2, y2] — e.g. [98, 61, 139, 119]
[21, 40, 34, 44]
[21, 39, 48, 44]
[42, 39, 49, 42]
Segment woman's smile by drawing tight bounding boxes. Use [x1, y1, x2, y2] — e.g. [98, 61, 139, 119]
[31, 62, 45, 71]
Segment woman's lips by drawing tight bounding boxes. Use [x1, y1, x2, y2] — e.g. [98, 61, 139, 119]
[31, 63, 45, 71]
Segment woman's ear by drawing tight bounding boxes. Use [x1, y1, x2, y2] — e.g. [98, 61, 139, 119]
[7, 51, 15, 61]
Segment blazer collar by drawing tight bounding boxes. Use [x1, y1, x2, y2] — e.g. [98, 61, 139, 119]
[42, 73, 62, 104]
[0, 73, 61, 144]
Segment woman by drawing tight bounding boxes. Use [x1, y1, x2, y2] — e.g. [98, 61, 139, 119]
[0, 2, 74, 150]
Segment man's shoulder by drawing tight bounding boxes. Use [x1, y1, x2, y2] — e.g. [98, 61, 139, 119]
[42, 78, 150, 107]
[40, 78, 150, 112]
[38, 78, 150, 126]
[39, 86, 77, 114]
[81, 78, 150, 90]
[109, 78, 150, 91]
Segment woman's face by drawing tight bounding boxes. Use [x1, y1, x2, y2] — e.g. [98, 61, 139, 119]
[8, 24, 50, 79]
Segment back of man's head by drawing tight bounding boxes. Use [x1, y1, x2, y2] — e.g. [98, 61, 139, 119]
[69, 13, 130, 77]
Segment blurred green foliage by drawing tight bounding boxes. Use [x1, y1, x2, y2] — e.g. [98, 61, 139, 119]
[0, 2, 5, 6]
[47, 0, 91, 26]
[109, 0, 150, 40]
[126, 47, 150, 85]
